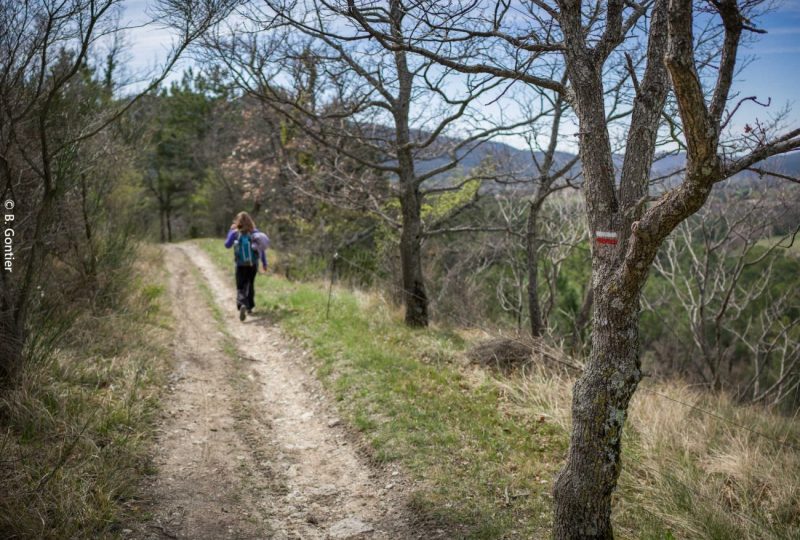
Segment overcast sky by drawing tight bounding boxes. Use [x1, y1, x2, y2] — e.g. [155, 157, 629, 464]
[118, 0, 800, 149]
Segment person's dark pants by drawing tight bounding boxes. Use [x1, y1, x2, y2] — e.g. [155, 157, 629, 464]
[235, 264, 258, 311]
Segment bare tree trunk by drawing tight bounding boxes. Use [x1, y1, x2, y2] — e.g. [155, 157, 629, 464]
[526, 201, 543, 337]
[393, 3, 428, 328]
[159, 207, 166, 243]
[166, 205, 173, 242]
[552, 2, 671, 535]
[553, 278, 641, 538]
[572, 283, 594, 351]
[549, 64, 637, 531]
[398, 175, 428, 327]
[79, 173, 97, 282]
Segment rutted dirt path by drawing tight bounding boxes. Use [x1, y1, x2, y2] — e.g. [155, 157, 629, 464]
[132, 242, 420, 539]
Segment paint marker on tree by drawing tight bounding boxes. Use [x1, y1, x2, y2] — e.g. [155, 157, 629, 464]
[595, 230, 618, 245]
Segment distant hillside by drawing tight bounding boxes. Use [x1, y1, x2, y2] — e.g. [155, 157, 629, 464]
[415, 140, 575, 186]
[648, 150, 800, 188]
[415, 138, 800, 192]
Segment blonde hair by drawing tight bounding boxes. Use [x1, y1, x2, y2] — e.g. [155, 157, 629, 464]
[233, 211, 256, 233]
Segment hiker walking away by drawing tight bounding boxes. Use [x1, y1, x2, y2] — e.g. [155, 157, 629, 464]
[224, 211, 269, 321]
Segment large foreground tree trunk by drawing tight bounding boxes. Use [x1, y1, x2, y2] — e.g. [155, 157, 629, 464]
[551, 1, 671, 535]
[553, 280, 641, 538]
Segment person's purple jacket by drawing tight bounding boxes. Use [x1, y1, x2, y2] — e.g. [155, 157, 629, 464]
[224, 228, 269, 269]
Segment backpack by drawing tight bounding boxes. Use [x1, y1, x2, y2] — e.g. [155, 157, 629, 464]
[234, 232, 259, 266]
[251, 231, 270, 253]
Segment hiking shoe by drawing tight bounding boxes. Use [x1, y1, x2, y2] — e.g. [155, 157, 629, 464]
[247, 308, 254, 315]
[239, 306, 247, 321]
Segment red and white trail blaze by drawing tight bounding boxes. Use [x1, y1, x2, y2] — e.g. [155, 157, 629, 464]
[595, 231, 619, 245]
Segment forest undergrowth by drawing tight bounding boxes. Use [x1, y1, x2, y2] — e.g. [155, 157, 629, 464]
[0, 245, 173, 539]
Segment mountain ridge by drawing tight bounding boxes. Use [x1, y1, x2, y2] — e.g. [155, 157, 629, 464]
[415, 138, 800, 191]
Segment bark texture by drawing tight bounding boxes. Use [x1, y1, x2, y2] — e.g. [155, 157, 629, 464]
[553, 1, 669, 537]
[553, 291, 640, 538]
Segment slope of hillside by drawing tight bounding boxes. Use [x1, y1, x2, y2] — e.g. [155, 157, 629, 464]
[199, 239, 800, 540]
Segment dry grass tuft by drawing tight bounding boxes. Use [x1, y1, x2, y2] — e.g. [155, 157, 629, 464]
[503, 365, 800, 539]
[467, 338, 534, 371]
[618, 381, 800, 538]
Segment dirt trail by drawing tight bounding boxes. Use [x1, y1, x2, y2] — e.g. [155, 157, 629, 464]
[131, 242, 419, 539]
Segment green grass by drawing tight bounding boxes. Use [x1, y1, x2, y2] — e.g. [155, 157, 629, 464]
[0, 244, 173, 539]
[199, 239, 566, 538]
